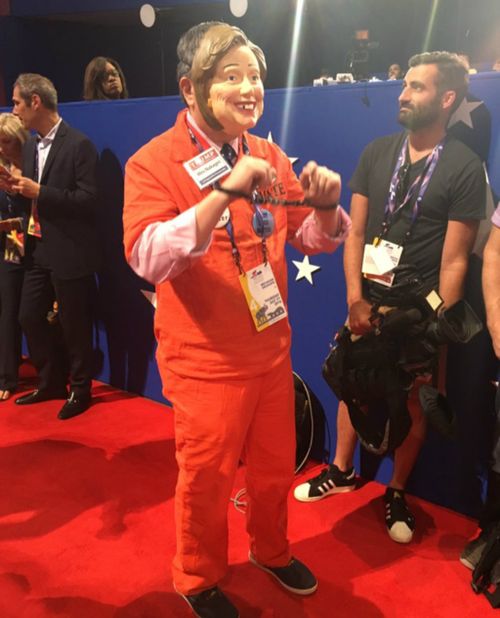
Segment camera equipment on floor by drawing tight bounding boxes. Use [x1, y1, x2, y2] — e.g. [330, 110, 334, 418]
[322, 266, 483, 455]
[294, 371, 326, 472]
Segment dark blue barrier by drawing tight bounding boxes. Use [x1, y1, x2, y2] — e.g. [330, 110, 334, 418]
[4, 73, 500, 516]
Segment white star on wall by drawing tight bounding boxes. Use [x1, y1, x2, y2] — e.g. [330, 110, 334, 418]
[448, 98, 483, 130]
[292, 255, 321, 285]
[267, 131, 298, 165]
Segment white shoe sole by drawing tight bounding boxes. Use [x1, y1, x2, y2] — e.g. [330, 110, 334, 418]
[459, 556, 475, 570]
[294, 483, 355, 503]
[387, 522, 414, 544]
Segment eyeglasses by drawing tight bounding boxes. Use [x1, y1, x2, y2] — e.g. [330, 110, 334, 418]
[395, 162, 410, 206]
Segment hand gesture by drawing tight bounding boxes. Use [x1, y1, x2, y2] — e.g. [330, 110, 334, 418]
[10, 176, 40, 199]
[348, 299, 374, 335]
[221, 155, 276, 196]
[0, 165, 19, 193]
[300, 161, 341, 209]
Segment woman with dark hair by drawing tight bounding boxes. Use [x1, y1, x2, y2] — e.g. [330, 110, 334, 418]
[83, 56, 128, 100]
[0, 113, 29, 401]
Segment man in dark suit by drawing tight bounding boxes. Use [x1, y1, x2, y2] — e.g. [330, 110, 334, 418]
[11, 73, 99, 420]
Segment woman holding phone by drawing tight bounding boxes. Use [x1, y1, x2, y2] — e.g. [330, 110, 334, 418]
[0, 113, 29, 400]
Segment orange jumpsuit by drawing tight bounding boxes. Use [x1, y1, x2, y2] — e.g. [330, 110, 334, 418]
[124, 109, 323, 594]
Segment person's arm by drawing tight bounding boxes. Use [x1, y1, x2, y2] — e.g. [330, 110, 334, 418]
[438, 219, 479, 307]
[287, 159, 350, 253]
[12, 138, 99, 217]
[199, 155, 276, 248]
[299, 160, 342, 236]
[483, 224, 500, 358]
[288, 206, 351, 254]
[344, 193, 373, 334]
[126, 155, 276, 284]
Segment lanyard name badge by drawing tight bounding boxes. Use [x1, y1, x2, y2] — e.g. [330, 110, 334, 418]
[362, 135, 445, 287]
[185, 121, 285, 331]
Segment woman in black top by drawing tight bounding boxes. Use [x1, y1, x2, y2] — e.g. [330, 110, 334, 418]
[0, 113, 29, 401]
[83, 56, 129, 100]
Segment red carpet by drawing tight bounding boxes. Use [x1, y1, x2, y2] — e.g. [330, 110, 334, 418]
[0, 368, 495, 617]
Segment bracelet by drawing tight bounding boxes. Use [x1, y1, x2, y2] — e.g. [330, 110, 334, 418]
[216, 186, 338, 210]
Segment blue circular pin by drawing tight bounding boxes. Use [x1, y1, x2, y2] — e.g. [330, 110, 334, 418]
[252, 208, 275, 238]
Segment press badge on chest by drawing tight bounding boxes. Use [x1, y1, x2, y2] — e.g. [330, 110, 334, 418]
[238, 262, 287, 332]
[183, 147, 232, 190]
[362, 239, 403, 288]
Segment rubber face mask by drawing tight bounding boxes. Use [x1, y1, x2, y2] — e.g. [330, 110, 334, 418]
[201, 45, 264, 137]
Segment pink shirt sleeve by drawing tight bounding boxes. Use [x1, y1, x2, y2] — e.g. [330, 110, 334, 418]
[128, 206, 211, 284]
[289, 206, 351, 254]
[129, 204, 351, 284]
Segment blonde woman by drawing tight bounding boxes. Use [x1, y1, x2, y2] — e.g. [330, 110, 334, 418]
[0, 113, 29, 400]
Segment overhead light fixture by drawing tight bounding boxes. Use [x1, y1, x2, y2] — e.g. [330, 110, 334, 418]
[229, 0, 248, 18]
[139, 3, 157, 28]
[140, 3, 171, 27]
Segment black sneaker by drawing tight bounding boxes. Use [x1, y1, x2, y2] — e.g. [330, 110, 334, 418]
[384, 487, 415, 544]
[293, 464, 356, 502]
[180, 587, 239, 618]
[460, 531, 488, 570]
[249, 552, 318, 595]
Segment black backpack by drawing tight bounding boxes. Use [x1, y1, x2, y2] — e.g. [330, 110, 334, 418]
[322, 326, 412, 455]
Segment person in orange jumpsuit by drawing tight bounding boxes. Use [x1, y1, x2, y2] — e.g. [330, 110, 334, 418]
[123, 21, 350, 618]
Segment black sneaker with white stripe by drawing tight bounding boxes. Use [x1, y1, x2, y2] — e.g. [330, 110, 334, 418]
[293, 464, 356, 502]
[384, 487, 415, 543]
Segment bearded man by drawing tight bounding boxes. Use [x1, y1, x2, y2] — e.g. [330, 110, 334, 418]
[295, 51, 486, 545]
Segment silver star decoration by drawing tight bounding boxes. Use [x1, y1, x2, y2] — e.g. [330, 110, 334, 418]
[448, 98, 483, 130]
[292, 255, 321, 285]
[141, 289, 157, 309]
[267, 131, 298, 165]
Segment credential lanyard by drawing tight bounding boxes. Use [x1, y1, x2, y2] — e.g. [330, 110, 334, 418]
[380, 135, 446, 243]
[186, 121, 267, 273]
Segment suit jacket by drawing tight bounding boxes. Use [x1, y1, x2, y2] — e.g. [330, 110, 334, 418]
[23, 120, 100, 279]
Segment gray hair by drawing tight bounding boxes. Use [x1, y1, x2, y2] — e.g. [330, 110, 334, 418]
[14, 73, 58, 111]
[176, 21, 226, 82]
[408, 51, 468, 113]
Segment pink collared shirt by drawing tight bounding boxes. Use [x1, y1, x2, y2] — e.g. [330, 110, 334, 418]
[130, 205, 351, 284]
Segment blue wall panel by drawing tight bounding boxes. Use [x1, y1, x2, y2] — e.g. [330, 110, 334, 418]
[3, 74, 499, 516]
